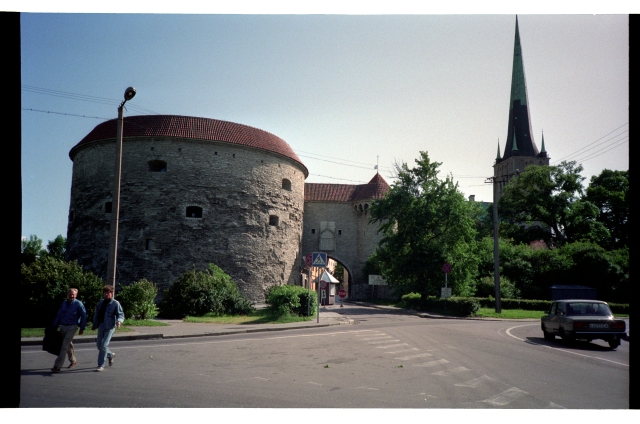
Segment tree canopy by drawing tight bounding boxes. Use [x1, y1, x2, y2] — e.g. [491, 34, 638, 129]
[585, 169, 629, 249]
[367, 151, 478, 296]
[498, 161, 608, 247]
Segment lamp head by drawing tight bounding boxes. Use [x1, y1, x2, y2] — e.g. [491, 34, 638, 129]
[124, 87, 136, 101]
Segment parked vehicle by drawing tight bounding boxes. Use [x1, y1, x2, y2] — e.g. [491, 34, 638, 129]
[541, 300, 628, 349]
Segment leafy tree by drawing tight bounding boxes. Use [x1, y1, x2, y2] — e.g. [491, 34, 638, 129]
[499, 161, 608, 247]
[475, 236, 629, 302]
[21, 255, 105, 327]
[45, 235, 67, 261]
[21, 235, 45, 265]
[367, 151, 479, 297]
[585, 169, 629, 249]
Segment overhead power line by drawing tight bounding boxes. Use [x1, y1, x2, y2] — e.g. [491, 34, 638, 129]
[21, 85, 159, 115]
[552, 122, 629, 164]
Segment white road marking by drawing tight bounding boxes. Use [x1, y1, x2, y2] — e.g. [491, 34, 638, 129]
[480, 387, 528, 406]
[358, 336, 391, 341]
[431, 366, 469, 376]
[308, 381, 322, 386]
[504, 324, 629, 367]
[395, 352, 433, 360]
[376, 343, 410, 349]
[384, 348, 419, 354]
[455, 375, 494, 388]
[414, 359, 448, 367]
[353, 386, 379, 391]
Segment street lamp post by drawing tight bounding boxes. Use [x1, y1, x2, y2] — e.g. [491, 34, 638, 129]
[106, 87, 136, 296]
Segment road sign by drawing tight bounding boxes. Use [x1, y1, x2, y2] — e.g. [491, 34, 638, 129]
[442, 263, 452, 274]
[441, 287, 452, 298]
[319, 281, 327, 289]
[312, 252, 328, 268]
[304, 254, 312, 267]
[321, 289, 326, 299]
[338, 289, 347, 298]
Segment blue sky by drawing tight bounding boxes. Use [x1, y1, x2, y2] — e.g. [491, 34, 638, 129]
[20, 9, 629, 245]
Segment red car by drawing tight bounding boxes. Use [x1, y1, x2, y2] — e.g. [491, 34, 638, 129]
[541, 300, 628, 349]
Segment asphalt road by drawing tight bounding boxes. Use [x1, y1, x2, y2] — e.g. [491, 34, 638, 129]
[19, 304, 630, 408]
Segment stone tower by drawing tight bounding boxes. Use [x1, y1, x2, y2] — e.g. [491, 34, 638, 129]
[494, 16, 550, 200]
[66, 115, 308, 303]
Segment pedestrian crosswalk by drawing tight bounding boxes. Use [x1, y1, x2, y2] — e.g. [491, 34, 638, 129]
[354, 331, 562, 408]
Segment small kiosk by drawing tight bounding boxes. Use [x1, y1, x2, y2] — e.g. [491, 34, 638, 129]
[319, 269, 340, 305]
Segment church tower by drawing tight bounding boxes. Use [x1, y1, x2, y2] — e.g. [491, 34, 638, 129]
[494, 16, 550, 200]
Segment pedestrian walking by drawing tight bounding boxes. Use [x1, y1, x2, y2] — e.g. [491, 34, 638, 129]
[51, 288, 87, 372]
[91, 285, 125, 372]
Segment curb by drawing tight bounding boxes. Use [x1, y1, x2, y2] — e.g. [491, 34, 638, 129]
[21, 319, 352, 346]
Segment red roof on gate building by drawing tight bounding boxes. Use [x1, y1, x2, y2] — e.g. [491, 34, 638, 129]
[305, 173, 390, 202]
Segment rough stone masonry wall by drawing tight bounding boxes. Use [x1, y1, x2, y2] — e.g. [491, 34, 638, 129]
[66, 136, 306, 303]
[301, 200, 387, 300]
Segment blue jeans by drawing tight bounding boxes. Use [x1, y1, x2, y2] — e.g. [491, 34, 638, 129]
[96, 325, 116, 367]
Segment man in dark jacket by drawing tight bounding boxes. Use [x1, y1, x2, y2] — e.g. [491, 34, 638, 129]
[51, 288, 87, 372]
[92, 285, 125, 372]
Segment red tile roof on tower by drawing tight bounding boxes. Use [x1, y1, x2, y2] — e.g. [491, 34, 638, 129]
[70, 115, 308, 175]
[305, 173, 390, 202]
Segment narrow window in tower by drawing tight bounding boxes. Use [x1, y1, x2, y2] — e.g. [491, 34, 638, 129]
[148, 160, 167, 172]
[186, 206, 203, 218]
[338, 230, 342, 235]
[311, 229, 316, 234]
[145, 239, 153, 250]
[282, 179, 292, 191]
[269, 215, 279, 226]
[105, 202, 112, 213]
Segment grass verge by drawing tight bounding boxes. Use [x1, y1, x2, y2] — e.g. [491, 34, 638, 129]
[473, 308, 546, 319]
[184, 309, 313, 324]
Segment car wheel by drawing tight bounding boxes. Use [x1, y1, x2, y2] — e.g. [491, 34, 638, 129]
[542, 326, 554, 341]
[560, 329, 574, 344]
[608, 337, 620, 349]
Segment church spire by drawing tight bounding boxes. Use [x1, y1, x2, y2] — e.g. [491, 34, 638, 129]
[496, 138, 501, 160]
[540, 130, 546, 153]
[500, 16, 540, 162]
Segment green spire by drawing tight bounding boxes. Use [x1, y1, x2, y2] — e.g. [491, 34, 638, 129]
[509, 15, 528, 109]
[511, 128, 518, 151]
[496, 139, 501, 160]
[540, 130, 546, 153]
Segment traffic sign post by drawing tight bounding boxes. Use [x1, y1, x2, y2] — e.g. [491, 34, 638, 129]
[338, 289, 346, 307]
[442, 263, 452, 311]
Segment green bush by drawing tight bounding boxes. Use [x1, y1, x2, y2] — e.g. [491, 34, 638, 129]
[159, 264, 253, 319]
[266, 285, 318, 317]
[21, 256, 104, 327]
[398, 292, 422, 309]
[475, 275, 520, 299]
[420, 296, 480, 317]
[118, 278, 159, 320]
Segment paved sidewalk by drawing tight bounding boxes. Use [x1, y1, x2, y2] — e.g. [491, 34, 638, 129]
[21, 307, 353, 346]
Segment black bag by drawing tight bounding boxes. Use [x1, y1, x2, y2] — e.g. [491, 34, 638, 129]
[42, 326, 63, 356]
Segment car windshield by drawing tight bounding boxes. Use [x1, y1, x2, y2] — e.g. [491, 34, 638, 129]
[566, 302, 612, 316]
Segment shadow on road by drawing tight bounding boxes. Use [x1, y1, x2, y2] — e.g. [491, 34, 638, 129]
[526, 336, 617, 351]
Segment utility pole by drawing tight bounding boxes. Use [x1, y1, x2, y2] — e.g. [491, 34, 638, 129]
[485, 169, 519, 313]
[106, 87, 136, 297]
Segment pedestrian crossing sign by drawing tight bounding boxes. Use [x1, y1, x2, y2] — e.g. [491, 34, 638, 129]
[312, 252, 327, 268]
